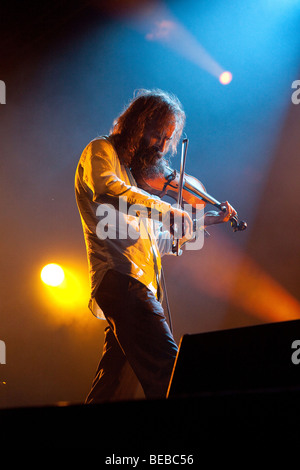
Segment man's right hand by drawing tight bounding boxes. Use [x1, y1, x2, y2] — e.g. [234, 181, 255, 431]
[162, 206, 193, 240]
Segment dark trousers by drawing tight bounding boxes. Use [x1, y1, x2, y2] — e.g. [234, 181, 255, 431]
[85, 270, 178, 403]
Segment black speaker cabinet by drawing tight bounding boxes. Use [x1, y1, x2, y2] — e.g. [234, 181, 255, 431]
[167, 319, 300, 398]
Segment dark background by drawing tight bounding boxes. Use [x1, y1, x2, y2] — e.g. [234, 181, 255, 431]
[1, 0, 300, 408]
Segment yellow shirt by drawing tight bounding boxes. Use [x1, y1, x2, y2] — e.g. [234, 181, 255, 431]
[75, 136, 174, 319]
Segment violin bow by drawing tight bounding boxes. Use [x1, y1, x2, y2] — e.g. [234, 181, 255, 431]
[173, 137, 189, 255]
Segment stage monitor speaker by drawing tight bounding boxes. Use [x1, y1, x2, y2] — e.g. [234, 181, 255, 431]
[167, 319, 300, 398]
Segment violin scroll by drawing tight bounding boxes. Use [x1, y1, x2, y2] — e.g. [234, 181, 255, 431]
[230, 216, 247, 232]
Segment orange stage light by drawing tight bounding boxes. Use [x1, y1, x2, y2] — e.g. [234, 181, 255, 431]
[37, 261, 90, 324]
[41, 263, 65, 286]
[181, 234, 300, 324]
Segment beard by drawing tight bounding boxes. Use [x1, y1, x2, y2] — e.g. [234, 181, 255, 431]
[130, 139, 167, 181]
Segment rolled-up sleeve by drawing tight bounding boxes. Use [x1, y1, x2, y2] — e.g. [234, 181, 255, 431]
[156, 230, 173, 256]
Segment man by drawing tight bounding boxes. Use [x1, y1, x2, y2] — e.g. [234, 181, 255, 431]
[75, 89, 236, 403]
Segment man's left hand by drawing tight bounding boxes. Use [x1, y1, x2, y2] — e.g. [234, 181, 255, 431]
[204, 201, 237, 226]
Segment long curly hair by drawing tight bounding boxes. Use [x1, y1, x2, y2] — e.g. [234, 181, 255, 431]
[110, 88, 186, 168]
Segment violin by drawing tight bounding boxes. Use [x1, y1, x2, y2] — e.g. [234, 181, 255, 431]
[134, 162, 247, 233]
